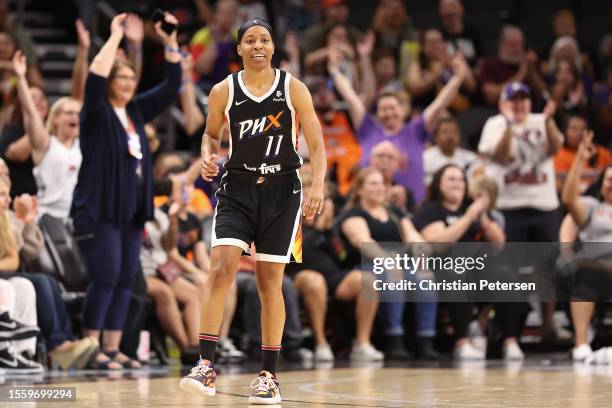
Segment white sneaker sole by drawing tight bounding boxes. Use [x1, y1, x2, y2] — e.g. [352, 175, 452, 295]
[179, 377, 216, 396]
[248, 394, 282, 404]
[4, 366, 44, 374]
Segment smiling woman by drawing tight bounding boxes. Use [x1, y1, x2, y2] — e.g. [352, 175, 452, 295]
[12, 51, 82, 219]
[108, 61, 138, 107]
[180, 17, 327, 405]
[70, 11, 181, 372]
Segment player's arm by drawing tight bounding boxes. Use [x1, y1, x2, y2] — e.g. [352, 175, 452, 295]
[200, 79, 229, 181]
[290, 77, 327, 219]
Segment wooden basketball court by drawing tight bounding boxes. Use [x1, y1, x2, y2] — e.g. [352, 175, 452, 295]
[18, 362, 612, 407]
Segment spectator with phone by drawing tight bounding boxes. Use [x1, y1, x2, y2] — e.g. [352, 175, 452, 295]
[70, 11, 181, 370]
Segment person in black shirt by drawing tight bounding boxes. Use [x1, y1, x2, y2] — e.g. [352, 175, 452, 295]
[339, 168, 438, 361]
[413, 164, 527, 361]
[438, 0, 483, 67]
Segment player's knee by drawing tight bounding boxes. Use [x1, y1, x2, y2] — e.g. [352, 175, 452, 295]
[209, 261, 236, 289]
[258, 282, 283, 304]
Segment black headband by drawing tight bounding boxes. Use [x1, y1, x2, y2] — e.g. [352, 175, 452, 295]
[237, 18, 273, 43]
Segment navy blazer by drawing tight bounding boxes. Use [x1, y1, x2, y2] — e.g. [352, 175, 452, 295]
[71, 61, 181, 234]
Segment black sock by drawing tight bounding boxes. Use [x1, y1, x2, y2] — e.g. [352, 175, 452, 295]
[261, 344, 281, 375]
[198, 333, 218, 364]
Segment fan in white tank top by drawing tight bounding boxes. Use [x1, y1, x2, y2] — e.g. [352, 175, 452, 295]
[32, 136, 82, 219]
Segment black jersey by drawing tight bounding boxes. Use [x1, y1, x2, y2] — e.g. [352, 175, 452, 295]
[223, 69, 302, 176]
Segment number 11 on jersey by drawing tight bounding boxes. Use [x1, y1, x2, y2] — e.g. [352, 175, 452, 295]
[265, 135, 283, 157]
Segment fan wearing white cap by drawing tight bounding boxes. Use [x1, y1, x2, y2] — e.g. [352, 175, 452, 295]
[479, 81, 563, 215]
[477, 82, 564, 358]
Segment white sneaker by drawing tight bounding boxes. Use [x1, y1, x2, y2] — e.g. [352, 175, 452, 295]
[298, 347, 314, 360]
[0, 346, 44, 374]
[555, 326, 573, 342]
[503, 341, 524, 361]
[468, 321, 483, 337]
[471, 336, 487, 352]
[314, 344, 334, 362]
[217, 338, 245, 362]
[350, 343, 384, 362]
[585, 347, 612, 365]
[454, 342, 485, 361]
[573, 344, 593, 361]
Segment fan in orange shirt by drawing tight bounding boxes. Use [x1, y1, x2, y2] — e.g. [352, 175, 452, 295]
[310, 77, 361, 196]
[554, 114, 612, 192]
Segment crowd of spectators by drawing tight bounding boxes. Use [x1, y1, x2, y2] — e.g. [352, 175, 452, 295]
[0, 0, 611, 373]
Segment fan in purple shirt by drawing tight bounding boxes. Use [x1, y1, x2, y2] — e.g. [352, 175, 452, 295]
[329, 48, 469, 204]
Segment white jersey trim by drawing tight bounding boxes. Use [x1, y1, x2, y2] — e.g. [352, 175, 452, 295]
[224, 74, 234, 160]
[284, 72, 300, 161]
[256, 253, 290, 263]
[237, 69, 280, 103]
[212, 238, 251, 253]
[224, 74, 234, 117]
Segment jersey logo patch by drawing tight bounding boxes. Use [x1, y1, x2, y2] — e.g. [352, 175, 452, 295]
[235, 99, 248, 106]
[237, 111, 284, 139]
[259, 163, 282, 174]
[273, 90, 285, 102]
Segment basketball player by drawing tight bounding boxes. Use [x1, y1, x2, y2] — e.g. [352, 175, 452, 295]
[179, 18, 326, 404]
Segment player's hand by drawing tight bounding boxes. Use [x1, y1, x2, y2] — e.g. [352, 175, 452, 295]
[302, 183, 324, 220]
[200, 153, 219, 182]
